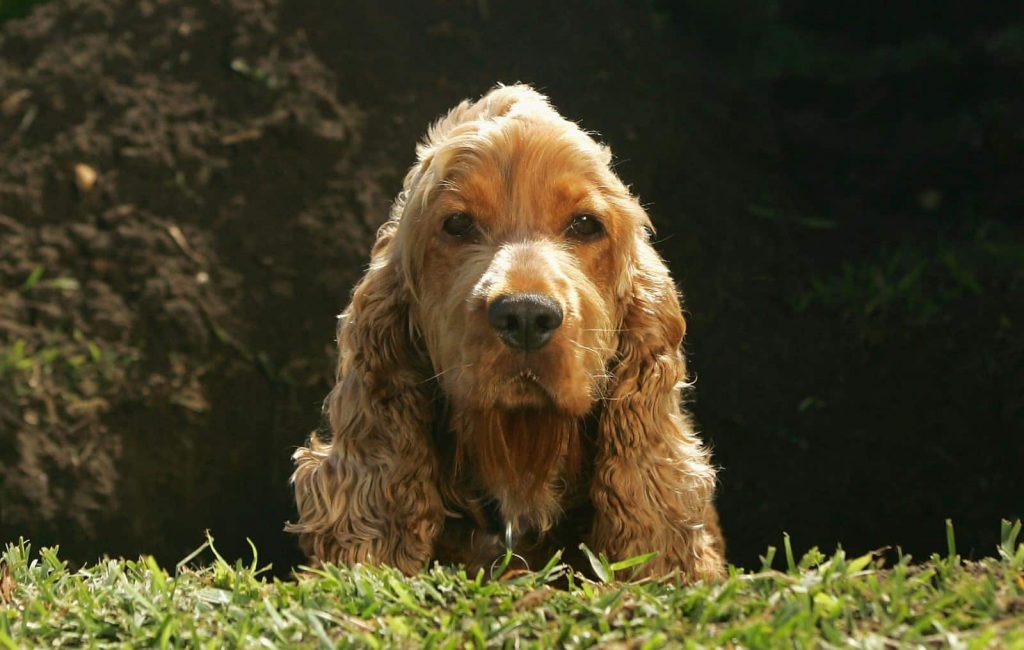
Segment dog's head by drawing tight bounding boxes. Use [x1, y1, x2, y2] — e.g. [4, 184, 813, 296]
[388, 85, 655, 419]
[322, 84, 690, 510]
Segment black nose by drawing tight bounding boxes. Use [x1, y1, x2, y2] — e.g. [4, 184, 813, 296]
[488, 293, 564, 351]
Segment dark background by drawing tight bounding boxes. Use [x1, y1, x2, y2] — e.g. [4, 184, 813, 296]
[1, 0, 1021, 574]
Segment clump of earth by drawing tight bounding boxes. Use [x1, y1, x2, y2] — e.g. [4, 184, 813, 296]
[0, 0, 386, 566]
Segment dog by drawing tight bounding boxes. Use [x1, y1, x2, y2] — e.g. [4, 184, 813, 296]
[287, 85, 725, 581]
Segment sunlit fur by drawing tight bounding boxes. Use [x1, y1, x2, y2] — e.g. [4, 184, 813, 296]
[287, 85, 725, 581]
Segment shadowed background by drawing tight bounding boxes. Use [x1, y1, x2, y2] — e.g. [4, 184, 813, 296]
[1, 0, 1021, 574]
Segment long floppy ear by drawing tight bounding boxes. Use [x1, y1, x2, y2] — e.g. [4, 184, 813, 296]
[588, 236, 725, 581]
[286, 222, 444, 574]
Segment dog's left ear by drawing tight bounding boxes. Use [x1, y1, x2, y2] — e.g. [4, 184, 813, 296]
[589, 231, 725, 580]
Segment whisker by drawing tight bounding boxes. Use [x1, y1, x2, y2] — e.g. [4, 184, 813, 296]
[571, 340, 616, 358]
[589, 370, 614, 400]
[420, 368, 453, 384]
[420, 363, 472, 385]
[570, 341, 602, 355]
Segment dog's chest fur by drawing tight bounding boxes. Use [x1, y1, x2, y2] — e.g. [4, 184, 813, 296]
[431, 407, 598, 570]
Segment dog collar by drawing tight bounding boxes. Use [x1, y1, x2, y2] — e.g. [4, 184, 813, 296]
[505, 521, 517, 551]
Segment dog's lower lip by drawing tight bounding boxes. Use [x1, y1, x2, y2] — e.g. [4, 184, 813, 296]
[508, 369, 549, 394]
[500, 370, 554, 408]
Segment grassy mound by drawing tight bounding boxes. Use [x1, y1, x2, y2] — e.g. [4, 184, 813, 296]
[1, 522, 1021, 647]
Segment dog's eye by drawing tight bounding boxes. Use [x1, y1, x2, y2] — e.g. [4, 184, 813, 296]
[442, 212, 479, 241]
[565, 214, 605, 241]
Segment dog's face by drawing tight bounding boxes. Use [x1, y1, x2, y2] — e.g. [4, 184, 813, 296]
[397, 106, 649, 418]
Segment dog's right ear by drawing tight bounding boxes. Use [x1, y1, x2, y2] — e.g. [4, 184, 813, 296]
[287, 225, 444, 574]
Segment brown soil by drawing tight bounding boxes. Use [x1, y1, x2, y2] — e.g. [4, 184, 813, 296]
[0, 0, 387, 568]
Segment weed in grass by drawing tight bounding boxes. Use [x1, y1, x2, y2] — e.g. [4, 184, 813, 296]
[1, 523, 1022, 647]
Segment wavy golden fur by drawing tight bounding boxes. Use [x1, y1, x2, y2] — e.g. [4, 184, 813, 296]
[287, 85, 725, 581]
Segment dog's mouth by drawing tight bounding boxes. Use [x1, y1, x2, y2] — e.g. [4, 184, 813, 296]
[452, 335, 600, 415]
[514, 368, 542, 385]
[496, 368, 555, 408]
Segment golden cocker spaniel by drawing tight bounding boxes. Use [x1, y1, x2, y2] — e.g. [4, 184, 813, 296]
[287, 85, 725, 581]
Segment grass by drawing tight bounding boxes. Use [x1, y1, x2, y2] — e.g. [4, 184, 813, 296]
[0, 271, 135, 431]
[1, 522, 1022, 648]
[794, 223, 1024, 329]
[0, 0, 44, 21]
